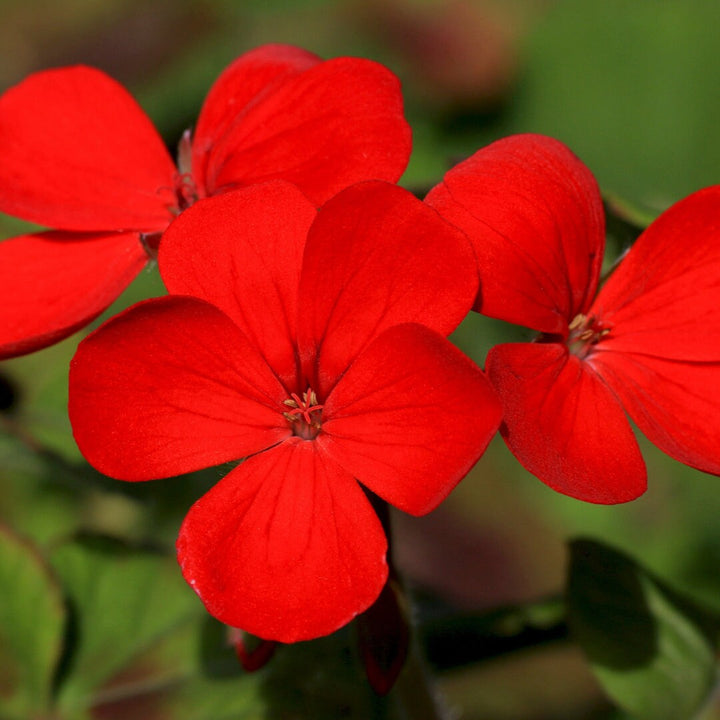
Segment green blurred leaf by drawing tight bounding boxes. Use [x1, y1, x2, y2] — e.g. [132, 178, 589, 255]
[0, 523, 65, 719]
[0, 423, 105, 547]
[70, 616, 266, 720]
[48, 534, 288, 720]
[50, 534, 201, 716]
[568, 538, 720, 720]
[1, 336, 82, 462]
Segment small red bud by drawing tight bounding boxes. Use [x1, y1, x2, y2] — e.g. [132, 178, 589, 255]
[228, 626, 277, 672]
[356, 577, 410, 695]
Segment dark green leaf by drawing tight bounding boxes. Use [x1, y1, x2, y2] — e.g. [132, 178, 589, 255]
[568, 538, 720, 720]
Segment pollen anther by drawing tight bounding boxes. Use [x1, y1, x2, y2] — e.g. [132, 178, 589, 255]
[282, 388, 324, 439]
[567, 313, 611, 359]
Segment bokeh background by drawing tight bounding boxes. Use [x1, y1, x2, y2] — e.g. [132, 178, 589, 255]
[2, 1, 720, 718]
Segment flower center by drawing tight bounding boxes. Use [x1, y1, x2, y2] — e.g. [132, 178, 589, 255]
[282, 388, 324, 440]
[567, 313, 611, 359]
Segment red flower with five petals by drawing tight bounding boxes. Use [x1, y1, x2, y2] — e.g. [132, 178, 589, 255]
[68, 180, 501, 641]
[0, 44, 411, 358]
[426, 133, 720, 504]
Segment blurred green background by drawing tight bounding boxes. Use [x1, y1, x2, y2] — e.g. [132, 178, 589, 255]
[2, 1, 720, 718]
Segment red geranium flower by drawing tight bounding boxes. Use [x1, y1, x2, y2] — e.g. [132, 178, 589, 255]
[0, 44, 411, 358]
[68, 180, 501, 641]
[426, 133, 720, 504]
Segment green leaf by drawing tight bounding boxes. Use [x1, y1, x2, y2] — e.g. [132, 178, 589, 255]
[50, 534, 202, 717]
[0, 523, 66, 719]
[568, 538, 720, 720]
[68, 616, 265, 720]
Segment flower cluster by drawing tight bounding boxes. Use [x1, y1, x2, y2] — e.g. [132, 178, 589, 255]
[2, 45, 720, 647]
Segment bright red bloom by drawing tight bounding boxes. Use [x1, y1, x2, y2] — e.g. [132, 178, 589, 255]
[0, 44, 411, 359]
[68, 180, 501, 641]
[426, 133, 720, 504]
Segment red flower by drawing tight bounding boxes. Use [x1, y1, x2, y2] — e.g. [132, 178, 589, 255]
[0, 44, 411, 358]
[68, 180, 501, 641]
[426, 133, 720, 504]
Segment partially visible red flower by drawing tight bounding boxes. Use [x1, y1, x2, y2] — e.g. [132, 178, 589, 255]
[0, 44, 411, 358]
[426, 133, 720, 504]
[68, 180, 501, 641]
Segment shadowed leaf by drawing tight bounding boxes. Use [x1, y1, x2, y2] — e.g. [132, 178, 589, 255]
[568, 538, 720, 720]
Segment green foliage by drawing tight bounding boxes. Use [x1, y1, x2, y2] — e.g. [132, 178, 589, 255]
[568, 539, 720, 720]
[0, 524, 65, 720]
[51, 535, 202, 716]
[0, 529, 412, 720]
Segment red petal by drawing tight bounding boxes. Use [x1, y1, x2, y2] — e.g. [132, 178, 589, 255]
[425, 134, 604, 334]
[591, 351, 720, 476]
[0, 66, 177, 231]
[298, 181, 478, 395]
[197, 56, 411, 205]
[69, 296, 289, 480]
[191, 44, 321, 194]
[486, 343, 646, 504]
[592, 186, 720, 361]
[177, 440, 388, 642]
[159, 182, 316, 388]
[319, 323, 502, 515]
[0, 231, 147, 359]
